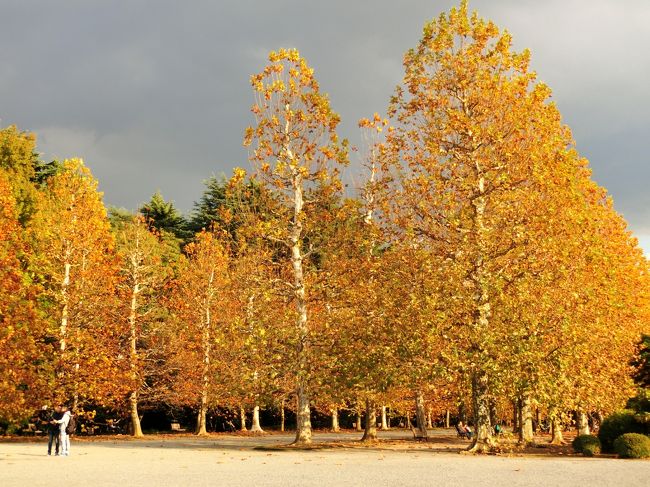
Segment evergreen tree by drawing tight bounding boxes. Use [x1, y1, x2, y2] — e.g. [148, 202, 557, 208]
[139, 191, 190, 242]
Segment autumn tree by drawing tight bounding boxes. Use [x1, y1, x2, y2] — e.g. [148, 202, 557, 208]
[0, 172, 45, 422]
[243, 48, 347, 444]
[380, 1, 615, 451]
[167, 230, 230, 435]
[30, 159, 127, 410]
[113, 215, 173, 436]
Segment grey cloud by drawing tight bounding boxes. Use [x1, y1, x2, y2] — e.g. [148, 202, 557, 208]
[1, 0, 648, 246]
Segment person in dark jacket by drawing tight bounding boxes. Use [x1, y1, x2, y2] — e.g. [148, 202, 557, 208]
[45, 405, 63, 455]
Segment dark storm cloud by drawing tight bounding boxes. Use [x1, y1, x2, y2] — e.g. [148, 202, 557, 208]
[1, 0, 648, 248]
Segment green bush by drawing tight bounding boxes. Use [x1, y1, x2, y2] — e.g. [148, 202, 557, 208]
[572, 434, 601, 456]
[582, 441, 601, 457]
[598, 411, 645, 452]
[613, 433, 650, 459]
[6, 423, 22, 435]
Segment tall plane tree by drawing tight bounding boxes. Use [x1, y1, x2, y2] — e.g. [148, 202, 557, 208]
[382, 1, 594, 451]
[31, 159, 126, 409]
[114, 216, 170, 437]
[243, 48, 348, 444]
[168, 230, 230, 435]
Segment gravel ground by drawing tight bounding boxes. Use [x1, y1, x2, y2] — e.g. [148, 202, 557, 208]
[1, 431, 648, 487]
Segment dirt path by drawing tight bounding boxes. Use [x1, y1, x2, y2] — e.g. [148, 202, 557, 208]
[1, 430, 648, 486]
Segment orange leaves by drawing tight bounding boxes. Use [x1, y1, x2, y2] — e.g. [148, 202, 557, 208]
[29, 158, 126, 407]
[244, 48, 348, 199]
[358, 113, 389, 132]
[378, 0, 650, 423]
[0, 171, 44, 421]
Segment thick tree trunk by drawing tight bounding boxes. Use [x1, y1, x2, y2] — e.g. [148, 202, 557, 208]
[512, 399, 519, 434]
[355, 408, 362, 431]
[294, 385, 312, 444]
[251, 405, 264, 433]
[414, 391, 428, 438]
[550, 412, 565, 444]
[331, 408, 340, 432]
[518, 395, 534, 444]
[489, 399, 498, 428]
[577, 410, 590, 435]
[445, 409, 450, 429]
[196, 402, 207, 436]
[239, 406, 247, 431]
[380, 406, 389, 430]
[361, 398, 377, 442]
[405, 411, 411, 429]
[129, 391, 143, 437]
[468, 371, 495, 452]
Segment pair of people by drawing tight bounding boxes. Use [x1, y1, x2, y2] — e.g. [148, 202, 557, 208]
[41, 405, 63, 455]
[44, 404, 72, 456]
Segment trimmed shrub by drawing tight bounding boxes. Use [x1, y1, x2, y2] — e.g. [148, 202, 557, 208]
[572, 434, 601, 456]
[613, 433, 650, 459]
[582, 441, 601, 457]
[598, 411, 644, 452]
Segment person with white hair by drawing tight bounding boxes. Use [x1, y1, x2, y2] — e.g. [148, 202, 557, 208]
[53, 404, 72, 456]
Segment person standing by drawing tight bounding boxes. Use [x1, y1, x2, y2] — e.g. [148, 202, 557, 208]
[46, 405, 63, 455]
[54, 404, 71, 456]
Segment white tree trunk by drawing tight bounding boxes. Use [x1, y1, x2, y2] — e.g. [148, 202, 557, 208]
[380, 406, 389, 430]
[197, 269, 214, 437]
[251, 405, 264, 433]
[577, 411, 590, 436]
[129, 281, 143, 437]
[289, 168, 312, 445]
[550, 412, 565, 445]
[331, 408, 340, 432]
[60, 261, 71, 351]
[239, 406, 247, 431]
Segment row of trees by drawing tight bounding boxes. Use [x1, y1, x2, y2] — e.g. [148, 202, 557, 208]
[1, 2, 648, 451]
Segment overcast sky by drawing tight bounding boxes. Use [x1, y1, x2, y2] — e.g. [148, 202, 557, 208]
[1, 0, 648, 252]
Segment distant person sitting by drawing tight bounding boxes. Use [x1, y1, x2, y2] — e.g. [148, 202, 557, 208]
[464, 423, 473, 438]
[456, 421, 472, 439]
[494, 423, 503, 435]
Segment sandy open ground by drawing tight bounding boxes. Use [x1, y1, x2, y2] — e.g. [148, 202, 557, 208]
[1, 430, 648, 487]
